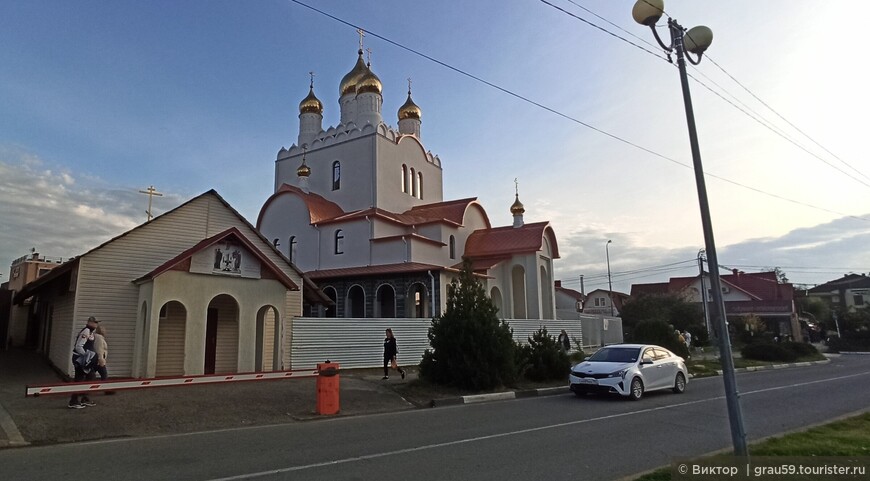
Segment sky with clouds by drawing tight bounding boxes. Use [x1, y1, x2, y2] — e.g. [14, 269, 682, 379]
[1, 0, 868, 293]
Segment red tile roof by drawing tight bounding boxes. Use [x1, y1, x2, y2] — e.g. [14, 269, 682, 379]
[257, 184, 345, 227]
[630, 282, 669, 297]
[306, 262, 458, 280]
[405, 198, 490, 228]
[464, 222, 560, 259]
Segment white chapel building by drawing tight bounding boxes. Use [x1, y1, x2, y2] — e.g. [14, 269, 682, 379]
[258, 47, 561, 320]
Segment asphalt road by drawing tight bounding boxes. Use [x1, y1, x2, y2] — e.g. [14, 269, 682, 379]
[2, 355, 869, 481]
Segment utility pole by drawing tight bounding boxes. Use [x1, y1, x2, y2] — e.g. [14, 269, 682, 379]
[139, 185, 164, 222]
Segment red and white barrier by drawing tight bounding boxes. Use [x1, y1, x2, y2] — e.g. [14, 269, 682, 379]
[26, 368, 321, 397]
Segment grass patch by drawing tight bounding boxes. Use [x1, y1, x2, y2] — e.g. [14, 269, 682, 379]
[634, 412, 870, 480]
[686, 354, 826, 377]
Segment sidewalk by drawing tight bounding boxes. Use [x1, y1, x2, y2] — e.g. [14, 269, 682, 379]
[0, 348, 416, 447]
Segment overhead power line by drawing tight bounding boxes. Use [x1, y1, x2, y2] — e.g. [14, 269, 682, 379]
[546, 0, 870, 191]
[288, 0, 869, 223]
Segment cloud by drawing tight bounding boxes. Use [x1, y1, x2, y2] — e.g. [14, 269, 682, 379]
[0, 148, 185, 276]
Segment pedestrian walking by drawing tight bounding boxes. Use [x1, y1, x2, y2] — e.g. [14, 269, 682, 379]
[558, 329, 571, 352]
[382, 328, 406, 380]
[69, 316, 99, 409]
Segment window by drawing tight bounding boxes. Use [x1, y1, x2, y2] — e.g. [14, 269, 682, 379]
[449, 235, 456, 259]
[288, 236, 297, 263]
[594, 297, 606, 307]
[855, 295, 865, 306]
[418, 172, 423, 199]
[401, 164, 408, 193]
[409, 167, 416, 197]
[334, 229, 344, 255]
[332, 161, 341, 190]
[38, 268, 51, 277]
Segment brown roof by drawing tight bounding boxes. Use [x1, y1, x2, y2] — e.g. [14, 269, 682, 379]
[257, 184, 345, 226]
[464, 222, 560, 259]
[629, 282, 669, 297]
[555, 285, 585, 300]
[405, 198, 490, 228]
[307, 262, 458, 280]
[134, 227, 299, 291]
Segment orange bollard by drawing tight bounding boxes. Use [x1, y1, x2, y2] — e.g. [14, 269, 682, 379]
[316, 361, 340, 415]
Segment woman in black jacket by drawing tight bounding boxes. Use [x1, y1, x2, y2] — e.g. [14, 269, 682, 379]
[383, 328, 406, 380]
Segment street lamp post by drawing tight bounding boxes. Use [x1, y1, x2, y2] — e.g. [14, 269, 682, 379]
[606, 240, 614, 316]
[632, 0, 748, 457]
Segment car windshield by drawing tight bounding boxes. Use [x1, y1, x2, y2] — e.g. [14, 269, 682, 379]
[587, 347, 640, 363]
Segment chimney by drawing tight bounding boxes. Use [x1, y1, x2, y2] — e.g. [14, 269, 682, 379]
[732, 268, 738, 275]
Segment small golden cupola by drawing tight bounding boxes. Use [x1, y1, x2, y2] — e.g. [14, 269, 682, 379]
[299, 78, 323, 115]
[339, 49, 369, 97]
[511, 179, 525, 228]
[356, 56, 382, 96]
[398, 89, 421, 120]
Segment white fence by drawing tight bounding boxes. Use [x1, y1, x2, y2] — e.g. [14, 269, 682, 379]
[285, 315, 618, 370]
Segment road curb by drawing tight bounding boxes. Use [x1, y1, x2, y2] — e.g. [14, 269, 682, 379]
[429, 385, 569, 408]
[714, 358, 829, 376]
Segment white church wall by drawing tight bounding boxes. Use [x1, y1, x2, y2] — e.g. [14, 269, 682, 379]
[318, 219, 370, 270]
[407, 239, 446, 266]
[276, 135, 377, 213]
[371, 218, 409, 238]
[375, 135, 443, 213]
[258, 193, 319, 272]
[371, 239, 410, 264]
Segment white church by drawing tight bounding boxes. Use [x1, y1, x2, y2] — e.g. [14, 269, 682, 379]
[257, 46, 561, 321]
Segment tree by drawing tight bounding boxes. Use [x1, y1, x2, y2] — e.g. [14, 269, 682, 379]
[620, 294, 707, 345]
[419, 259, 519, 390]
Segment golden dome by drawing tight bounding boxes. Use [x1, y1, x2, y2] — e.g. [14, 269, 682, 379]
[339, 50, 368, 96]
[299, 87, 323, 115]
[398, 92, 421, 120]
[356, 66, 382, 95]
[297, 158, 311, 177]
[510, 194, 525, 215]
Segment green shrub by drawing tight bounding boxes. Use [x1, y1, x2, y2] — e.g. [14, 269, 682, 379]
[740, 342, 798, 362]
[569, 348, 587, 364]
[520, 328, 571, 382]
[629, 319, 690, 358]
[781, 341, 819, 358]
[420, 260, 519, 390]
[827, 330, 870, 353]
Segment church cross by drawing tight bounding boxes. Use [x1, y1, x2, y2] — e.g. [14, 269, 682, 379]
[138, 185, 164, 222]
[407, 77, 412, 94]
[514, 178, 519, 196]
[357, 28, 365, 50]
[309, 71, 315, 89]
[366, 47, 372, 66]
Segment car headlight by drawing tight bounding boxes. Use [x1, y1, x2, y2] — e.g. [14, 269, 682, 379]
[608, 369, 629, 379]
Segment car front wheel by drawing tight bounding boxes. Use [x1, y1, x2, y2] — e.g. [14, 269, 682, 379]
[629, 378, 644, 401]
[673, 372, 686, 394]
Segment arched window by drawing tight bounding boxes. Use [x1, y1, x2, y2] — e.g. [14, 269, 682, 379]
[401, 164, 408, 193]
[332, 161, 341, 190]
[409, 167, 416, 197]
[418, 172, 423, 199]
[323, 287, 337, 318]
[334, 229, 344, 255]
[375, 284, 396, 318]
[288, 236, 297, 263]
[449, 235, 456, 259]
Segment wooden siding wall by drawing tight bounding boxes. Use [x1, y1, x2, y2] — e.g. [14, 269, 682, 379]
[212, 295, 239, 374]
[156, 302, 186, 376]
[73, 194, 304, 377]
[48, 292, 76, 374]
[261, 308, 276, 371]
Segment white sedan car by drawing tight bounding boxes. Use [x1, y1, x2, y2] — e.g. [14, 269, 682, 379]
[569, 344, 688, 400]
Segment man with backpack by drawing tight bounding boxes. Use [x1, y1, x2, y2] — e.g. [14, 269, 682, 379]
[69, 316, 100, 409]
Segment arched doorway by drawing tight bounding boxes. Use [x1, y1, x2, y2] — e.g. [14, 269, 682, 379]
[156, 300, 187, 376]
[323, 287, 337, 318]
[540, 265, 554, 320]
[512, 265, 527, 319]
[256, 305, 280, 372]
[376, 284, 396, 318]
[490, 287, 503, 318]
[408, 283, 429, 318]
[346, 285, 366, 318]
[206, 294, 239, 375]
